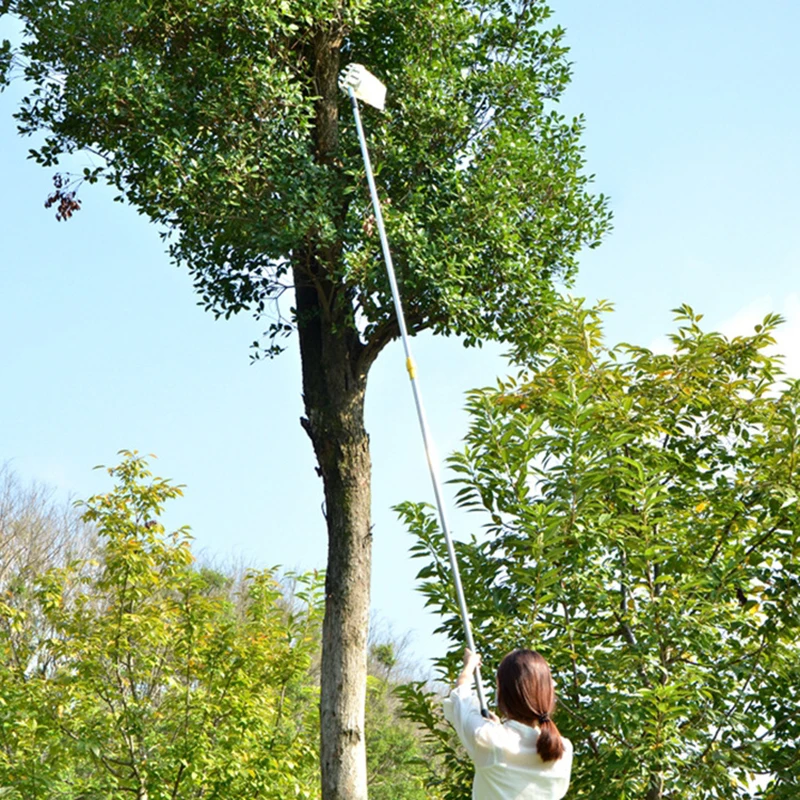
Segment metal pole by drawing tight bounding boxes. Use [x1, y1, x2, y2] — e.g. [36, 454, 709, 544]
[347, 87, 489, 716]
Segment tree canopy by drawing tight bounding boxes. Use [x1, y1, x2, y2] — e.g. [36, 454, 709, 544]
[399, 299, 800, 800]
[1, 0, 608, 356]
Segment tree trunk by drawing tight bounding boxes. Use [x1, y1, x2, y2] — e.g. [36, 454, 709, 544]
[294, 258, 372, 800]
[645, 771, 664, 800]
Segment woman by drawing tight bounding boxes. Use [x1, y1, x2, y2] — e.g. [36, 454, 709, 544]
[443, 648, 572, 800]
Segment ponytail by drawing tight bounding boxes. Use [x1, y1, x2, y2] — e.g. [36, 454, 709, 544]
[535, 715, 564, 762]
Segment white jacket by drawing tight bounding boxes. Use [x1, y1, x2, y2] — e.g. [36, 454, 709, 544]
[443, 684, 573, 800]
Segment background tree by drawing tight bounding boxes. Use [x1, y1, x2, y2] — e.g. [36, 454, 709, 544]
[398, 299, 800, 799]
[364, 633, 442, 800]
[0, 453, 324, 799]
[0, 2, 610, 796]
[0, 462, 95, 629]
[0, 464, 96, 797]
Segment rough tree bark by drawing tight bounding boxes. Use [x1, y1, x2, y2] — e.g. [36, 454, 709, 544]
[295, 251, 373, 800]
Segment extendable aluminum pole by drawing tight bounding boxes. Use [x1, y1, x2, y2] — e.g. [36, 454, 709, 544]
[339, 64, 489, 716]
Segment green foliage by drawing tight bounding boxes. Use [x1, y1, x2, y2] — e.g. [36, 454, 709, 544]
[398, 298, 800, 799]
[393, 677, 474, 800]
[3, 0, 609, 354]
[0, 452, 324, 799]
[0, 38, 11, 87]
[365, 641, 440, 800]
[366, 675, 429, 800]
[370, 642, 397, 672]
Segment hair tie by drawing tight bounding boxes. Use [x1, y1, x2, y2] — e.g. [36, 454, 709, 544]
[537, 713, 550, 725]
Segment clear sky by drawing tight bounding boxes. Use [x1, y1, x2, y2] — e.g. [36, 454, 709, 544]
[2, 1, 799, 668]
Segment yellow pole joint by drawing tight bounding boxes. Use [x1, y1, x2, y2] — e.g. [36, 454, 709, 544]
[406, 357, 417, 380]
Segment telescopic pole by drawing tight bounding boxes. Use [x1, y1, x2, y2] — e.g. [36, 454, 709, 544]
[344, 76, 489, 716]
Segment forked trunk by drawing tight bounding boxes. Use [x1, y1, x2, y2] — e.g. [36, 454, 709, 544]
[295, 261, 372, 800]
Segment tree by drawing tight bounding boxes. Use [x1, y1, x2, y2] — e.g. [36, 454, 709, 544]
[0, 3, 610, 796]
[0, 463, 96, 795]
[364, 634, 442, 800]
[0, 462, 94, 601]
[0, 465, 88, 797]
[398, 299, 800, 799]
[0, 453, 324, 799]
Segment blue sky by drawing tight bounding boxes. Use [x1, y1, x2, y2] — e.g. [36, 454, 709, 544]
[2, 1, 799, 667]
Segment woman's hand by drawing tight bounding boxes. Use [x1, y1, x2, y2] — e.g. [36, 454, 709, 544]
[454, 649, 501, 722]
[455, 647, 482, 688]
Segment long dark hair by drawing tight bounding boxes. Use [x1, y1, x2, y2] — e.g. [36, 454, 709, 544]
[496, 649, 565, 762]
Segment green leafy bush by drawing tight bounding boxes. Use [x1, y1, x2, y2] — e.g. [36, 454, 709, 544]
[0, 453, 324, 799]
[399, 298, 800, 800]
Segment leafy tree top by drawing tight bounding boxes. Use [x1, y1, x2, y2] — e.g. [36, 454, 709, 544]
[1, 0, 610, 357]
